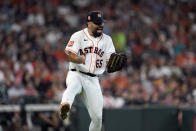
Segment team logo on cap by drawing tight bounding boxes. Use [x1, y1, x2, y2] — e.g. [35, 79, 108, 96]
[97, 13, 101, 17]
[88, 16, 91, 20]
[68, 41, 74, 47]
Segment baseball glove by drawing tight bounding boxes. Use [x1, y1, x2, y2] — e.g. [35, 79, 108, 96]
[107, 53, 127, 73]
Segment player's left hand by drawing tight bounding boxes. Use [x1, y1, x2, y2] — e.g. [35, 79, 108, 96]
[106, 52, 127, 73]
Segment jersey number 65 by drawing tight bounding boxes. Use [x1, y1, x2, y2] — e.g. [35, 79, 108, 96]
[96, 59, 103, 68]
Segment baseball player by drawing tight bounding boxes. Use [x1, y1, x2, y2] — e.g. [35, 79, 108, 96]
[60, 11, 126, 131]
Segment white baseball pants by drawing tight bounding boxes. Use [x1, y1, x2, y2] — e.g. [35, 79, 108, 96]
[61, 71, 103, 131]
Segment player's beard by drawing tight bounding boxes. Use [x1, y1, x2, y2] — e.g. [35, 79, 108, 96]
[92, 27, 103, 37]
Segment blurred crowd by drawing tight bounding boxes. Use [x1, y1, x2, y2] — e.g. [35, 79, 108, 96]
[101, 0, 196, 108]
[0, 0, 196, 129]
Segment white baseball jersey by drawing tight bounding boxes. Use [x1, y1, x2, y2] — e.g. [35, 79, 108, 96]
[65, 28, 115, 75]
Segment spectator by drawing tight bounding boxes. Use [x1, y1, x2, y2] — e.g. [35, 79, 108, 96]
[32, 95, 61, 131]
[7, 80, 25, 104]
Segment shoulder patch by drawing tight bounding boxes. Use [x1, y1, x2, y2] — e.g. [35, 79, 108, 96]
[68, 41, 74, 47]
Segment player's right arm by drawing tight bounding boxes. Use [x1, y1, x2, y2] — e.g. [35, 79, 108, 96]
[64, 31, 85, 64]
[65, 50, 85, 64]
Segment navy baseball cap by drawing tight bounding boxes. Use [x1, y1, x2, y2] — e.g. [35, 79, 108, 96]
[87, 11, 104, 25]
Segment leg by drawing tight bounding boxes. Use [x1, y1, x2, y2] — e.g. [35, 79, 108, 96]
[81, 77, 103, 131]
[60, 71, 82, 119]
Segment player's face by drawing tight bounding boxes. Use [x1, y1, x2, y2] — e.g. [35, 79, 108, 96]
[89, 22, 104, 37]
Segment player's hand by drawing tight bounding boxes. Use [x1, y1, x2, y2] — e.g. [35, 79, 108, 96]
[80, 55, 86, 64]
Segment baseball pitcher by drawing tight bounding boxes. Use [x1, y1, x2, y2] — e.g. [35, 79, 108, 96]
[60, 11, 127, 131]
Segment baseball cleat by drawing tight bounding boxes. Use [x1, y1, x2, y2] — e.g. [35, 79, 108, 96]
[60, 102, 70, 120]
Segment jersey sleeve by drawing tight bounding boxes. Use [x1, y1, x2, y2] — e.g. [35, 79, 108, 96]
[65, 32, 80, 55]
[105, 36, 115, 61]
